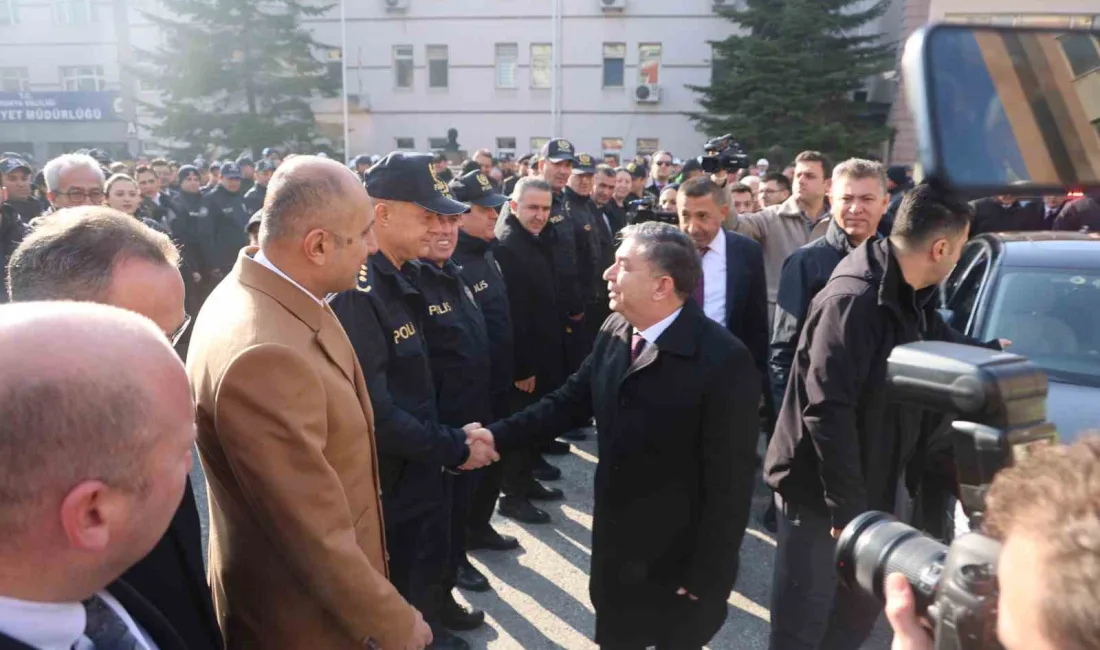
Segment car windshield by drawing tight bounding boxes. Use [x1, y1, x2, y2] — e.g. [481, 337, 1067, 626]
[980, 269, 1100, 389]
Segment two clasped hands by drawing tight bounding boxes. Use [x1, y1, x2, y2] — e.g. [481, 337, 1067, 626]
[458, 422, 500, 470]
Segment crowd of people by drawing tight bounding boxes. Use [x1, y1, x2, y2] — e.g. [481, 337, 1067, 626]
[1, 139, 1099, 650]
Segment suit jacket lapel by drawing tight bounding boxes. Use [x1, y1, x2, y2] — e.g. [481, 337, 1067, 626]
[107, 580, 189, 650]
[316, 304, 357, 386]
[724, 231, 739, 327]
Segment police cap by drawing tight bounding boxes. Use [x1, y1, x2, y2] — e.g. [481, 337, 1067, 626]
[247, 209, 263, 231]
[539, 138, 577, 164]
[449, 170, 508, 208]
[0, 158, 32, 175]
[571, 153, 597, 175]
[365, 152, 468, 216]
[256, 160, 276, 173]
[236, 155, 255, 167]
[220, 162, 243, 179]
[625, 162, 648, 180]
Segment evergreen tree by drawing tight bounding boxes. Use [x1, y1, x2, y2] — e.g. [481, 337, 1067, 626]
[135, 0, 338, 160]
[690, 0, 895, 163]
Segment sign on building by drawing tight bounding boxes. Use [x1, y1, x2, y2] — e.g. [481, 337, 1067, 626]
[0, 91, 121, 123]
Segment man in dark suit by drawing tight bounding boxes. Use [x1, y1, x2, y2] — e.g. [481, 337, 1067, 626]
[969, 194, 1043, 236]
[6, 207, 222, 650]
[676, 176, 768, 373]
[0, 302, 195, 650]
[473, 222, 761, 649]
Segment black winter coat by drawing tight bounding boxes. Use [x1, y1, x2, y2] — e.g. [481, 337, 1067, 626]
[0, 205, 28, 303]
[764, 238, 1000, 528]
[494, 214, 567, 397]
[453, 231, 515, 420]
[169, 190, 209, 278]
[330, 255, 470, 523]
[243, 182, 267, 215]
[969, 198, 1043, 236]
[1054, 194, 1100, 232]
[562, 186, 602, 305]
[488, 301, 760, 648]
[201, 186, 249, 273]
[418, 259, 493, 427]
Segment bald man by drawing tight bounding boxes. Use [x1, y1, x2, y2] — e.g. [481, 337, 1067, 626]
[187, 156, 430, 650]
[0, 302, 195, 650]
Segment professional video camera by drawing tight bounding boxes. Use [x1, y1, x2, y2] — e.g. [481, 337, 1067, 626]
[834, 342, 1057, 650]
[699, 134, 749, 175]
[625, 195, 677, 226]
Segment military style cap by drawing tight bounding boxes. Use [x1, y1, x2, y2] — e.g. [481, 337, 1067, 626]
[517, 153, 533, 165]
[539, 138, 577, 164]
[365, 151, 468, 216]
[236, 155, 254, 167]
[449, 170, 508, 208]
[220, 162, 243, 179]
[625, 162, 648, 179]
[247, 209, 263, 231]
[0, 158, 32, 174]
[256, 159, 276, 172]
[571, 153, 597, 175]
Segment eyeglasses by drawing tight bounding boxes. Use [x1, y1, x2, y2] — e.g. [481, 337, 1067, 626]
[61, 188, 106, 203]
[169, 313, 192, 346]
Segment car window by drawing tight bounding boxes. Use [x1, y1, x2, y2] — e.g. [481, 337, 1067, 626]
[980, 269, 1100, 388]
[946, 252, 989, 329]
[942, 242, 984, 306]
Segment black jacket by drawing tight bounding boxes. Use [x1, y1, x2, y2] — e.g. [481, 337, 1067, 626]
[0, 579, 191, 650]
[562, 186, 602, 305]
[243, 182, 267, 215]
[488, 301, 760, 647]
[3, 197, 43, 224]
[712, 229, 769, 374]
[494, 213, 567, 396]
[1054, 194, 1100, 232]
[453, 231, 515, 420]
[764, 238, 999, 528]
[770, 219, 863, 408]
[330, 255, 470, 522]
[1, 205, 28, 304]
[589, 202, 626, 329]
[418, 259, 493, 427]
[969, 198, 1043, 236]
[169, 190, 209, 278]
[120, 478, 223, 650]
[200, 186, 249, 274]
[545, 191, 585, 317]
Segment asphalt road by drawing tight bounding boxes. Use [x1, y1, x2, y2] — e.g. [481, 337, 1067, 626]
[189, 433, 893, 649]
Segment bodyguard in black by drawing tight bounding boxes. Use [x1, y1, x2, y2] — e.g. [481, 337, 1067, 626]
[330, 153, 499, 650]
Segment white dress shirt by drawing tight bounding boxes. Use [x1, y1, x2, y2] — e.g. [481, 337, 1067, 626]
[253, 250, 325, 306]
[0, 591, 156, 650]
[636, 307, 683, 345]
[700, 230, 728, 327]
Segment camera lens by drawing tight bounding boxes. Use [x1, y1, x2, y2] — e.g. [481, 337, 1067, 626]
[836, 511, 948, 611]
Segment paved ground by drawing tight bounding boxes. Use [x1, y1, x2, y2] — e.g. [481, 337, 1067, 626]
[189, 433, 893, 649]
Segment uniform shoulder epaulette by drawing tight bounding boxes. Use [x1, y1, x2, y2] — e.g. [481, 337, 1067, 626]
[356, 263, 372, 293]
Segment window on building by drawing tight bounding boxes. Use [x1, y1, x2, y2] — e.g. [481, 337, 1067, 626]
[395, 137, 415, 150]
[60, 65, 105, 91]
[0, 0, 19, 25]
[54, 0, 97, 25]
[427, 45, 448, 89]
[393, 45, 413, 89]
[601, 138, 623, 165]
[495, 43, 518, 89]
[602, 43, 625, 88]
[0, 67, 29, 92]
[496, 137, 517, 151]
[638, 43, 662, 85]
[1057, 32, 1100, 78]
[530, 137, 549, 152]
[636, 138, 660, 156]
[531, 44, 552, 89]
[429, 137, 449, 150]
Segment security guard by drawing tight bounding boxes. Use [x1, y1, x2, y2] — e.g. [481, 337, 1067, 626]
[330, 153, 497, 650]
[562, 152, 603, 346]
[0, 157, 44, 223]
[418, 170, 498, 621]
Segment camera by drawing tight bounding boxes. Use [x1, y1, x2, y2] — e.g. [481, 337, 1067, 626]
[834, 341, 1057, 650]
[626, 195, 678, 226]
[699, 134, 750, 174]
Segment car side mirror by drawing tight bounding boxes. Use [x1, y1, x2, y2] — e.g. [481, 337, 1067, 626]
[903, 24, 1100, 196]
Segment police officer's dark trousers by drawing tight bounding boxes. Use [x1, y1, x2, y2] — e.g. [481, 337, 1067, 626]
[385, 499, 449, 625]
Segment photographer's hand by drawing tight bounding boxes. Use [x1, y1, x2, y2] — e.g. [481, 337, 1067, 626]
[885, 573, 934, 650]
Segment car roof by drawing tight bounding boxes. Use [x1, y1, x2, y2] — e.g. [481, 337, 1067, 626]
[977, 232, 1100, 269]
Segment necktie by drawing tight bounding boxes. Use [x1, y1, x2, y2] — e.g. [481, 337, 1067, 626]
[692, 246, 710, 306]
[83, 594, 142, 650]
[631, 331, 647, 362]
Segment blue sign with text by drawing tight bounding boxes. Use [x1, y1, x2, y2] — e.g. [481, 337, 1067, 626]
[0, 91, 121, 123]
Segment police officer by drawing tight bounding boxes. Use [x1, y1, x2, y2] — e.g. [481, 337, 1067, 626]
[1, 157, 44, 223]
[562, 152, 603, 346]
[200, 162, 249, 286]
[167, 165, 213, 317]
[417, 170, 499, 619]
[243, 159, 275, 214]
[235, 154, 256, 194]
[330, 153, 499, 650]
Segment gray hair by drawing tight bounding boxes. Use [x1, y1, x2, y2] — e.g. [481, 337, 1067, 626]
[619, 221, 701, 300]
[7, 206, 180, 302]
[43, 153, 105, 193]
[510, 177, 552, 203]
[832, 158, 886, 193]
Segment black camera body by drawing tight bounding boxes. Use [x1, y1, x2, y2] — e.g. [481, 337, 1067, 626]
[626, 195, 678, 226]
[699, 134, 750, 174]
[835, 341, 1058, 650]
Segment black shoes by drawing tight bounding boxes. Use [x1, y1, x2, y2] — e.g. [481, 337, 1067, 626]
[440, 593, 485, 632]
[527, 480, 565, 502]
[531, 456, 562, 482]
[560, 428, 588, 441]
[428, 627, 471, 650]
[466, 526, 520, 551]
[498, 496, 551, 524]
[455, 560, 491, 593]
[541, 440, 571, 456]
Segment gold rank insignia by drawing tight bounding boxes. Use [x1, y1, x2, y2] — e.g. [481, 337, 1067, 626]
[429, 163, 449, 194]
[356, 263, 372, 292]
[477, 174, 492, 191]
[559, 140, 573, 151]
[578, 154, 592, 166]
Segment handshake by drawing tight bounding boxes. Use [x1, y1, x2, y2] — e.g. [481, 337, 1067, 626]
[458, 423, 500, 470]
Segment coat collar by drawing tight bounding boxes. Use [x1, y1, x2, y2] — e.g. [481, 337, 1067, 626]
[612, 299, 701, 364]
